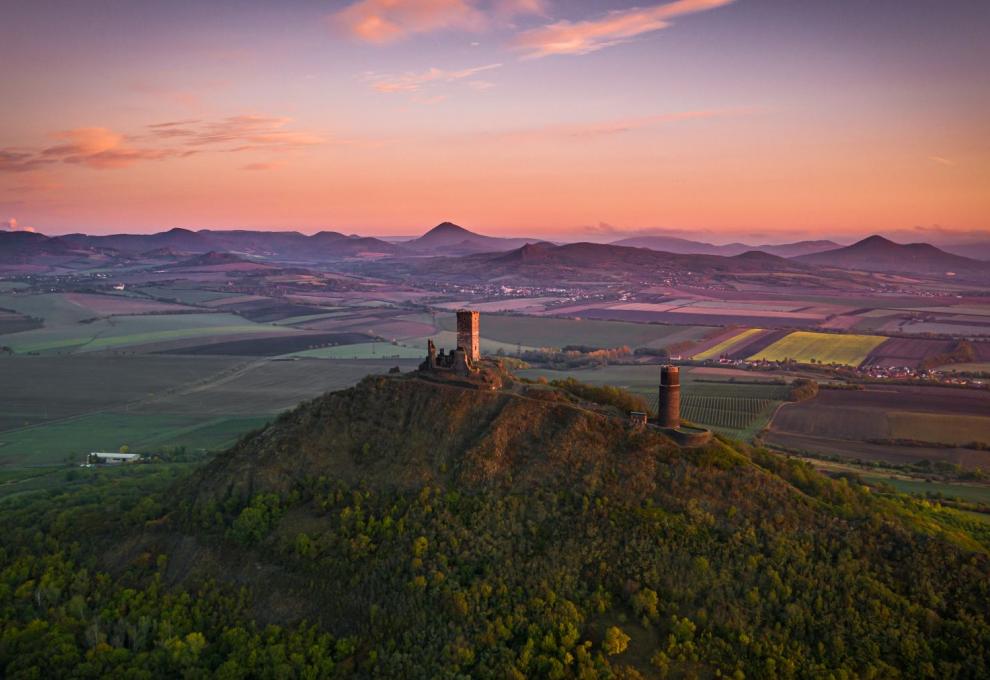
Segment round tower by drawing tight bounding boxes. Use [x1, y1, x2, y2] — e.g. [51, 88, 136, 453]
[658, 365, 681, 429]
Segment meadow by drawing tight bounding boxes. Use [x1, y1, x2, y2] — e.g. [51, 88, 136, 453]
[0, 354, 421, 470]
[748, 331, 888, 367]
[437, 313, 710, 350]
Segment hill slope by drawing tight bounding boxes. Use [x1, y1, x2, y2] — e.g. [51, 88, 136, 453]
[3, 374, 989, 677]
[403, 222, 543, 255]
[613, 235, 840, 258]
[795, 234, 987, 277]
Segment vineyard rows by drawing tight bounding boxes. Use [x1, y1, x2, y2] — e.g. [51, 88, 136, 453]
[681, 395, 775, 431]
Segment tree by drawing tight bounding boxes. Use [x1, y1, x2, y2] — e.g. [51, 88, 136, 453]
[603, 626, 630, 656]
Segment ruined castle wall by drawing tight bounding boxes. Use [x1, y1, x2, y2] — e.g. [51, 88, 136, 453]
[456, 310, 480, 363]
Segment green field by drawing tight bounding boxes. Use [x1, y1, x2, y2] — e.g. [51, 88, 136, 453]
[293, 342, 425, 359]
[692, 328, 763, 360]
[437, 313, 709, 350]
[0, 354, 421, 469]
[0, 413, 270, 464]
[680, 395, 779, 438]
[1, 311, 290, 354]
[136, 286, 237, 304]
[748, 331, 887, 367]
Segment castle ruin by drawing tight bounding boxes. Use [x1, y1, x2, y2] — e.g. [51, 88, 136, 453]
[420, 309, 481, 377]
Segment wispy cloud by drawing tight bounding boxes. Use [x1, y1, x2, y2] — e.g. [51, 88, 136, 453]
[929, 156, 955, 166]
[512, 0, 735, 58]
[492, 107, 751, 142]
[144, 115, 325, 152]
[241, 161, 284, 171]
[332, 0, 545, 43]
[0, 116, 326, 173]
[366, 62, 503, 93]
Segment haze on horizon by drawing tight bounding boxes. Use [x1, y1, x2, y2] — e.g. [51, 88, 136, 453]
[1, 0, 988, 242]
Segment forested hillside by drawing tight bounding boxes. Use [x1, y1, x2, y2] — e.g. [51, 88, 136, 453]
[2, 374, 989, 678]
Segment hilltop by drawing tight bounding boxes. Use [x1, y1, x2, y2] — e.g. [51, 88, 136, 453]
[796, 234, 988, 277]
[402, 222, 544, 255]
[612, 235, 841, 258]
[32, 371, 979, 677]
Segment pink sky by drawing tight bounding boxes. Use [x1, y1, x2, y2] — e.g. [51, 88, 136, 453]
[1, 0, 987, 241]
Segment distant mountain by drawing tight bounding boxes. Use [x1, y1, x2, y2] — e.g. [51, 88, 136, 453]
[55, 227, 214, 254]
[940, 241, 990, 262]
[376, 241, 812, 285]
[611, 235, 841, 258]
[403, 222, 543, 255]
[56, 228, 402, 260]
[795, 235, 988, 277]
[0, 230, 72, 260]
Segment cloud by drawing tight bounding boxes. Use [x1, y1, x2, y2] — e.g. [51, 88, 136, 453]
[241, 161, 283, 171]
[512, 0, 735, 58]
[147, 115, 325, 151]
[493, 0, 547, 20]
[0, 149, 53, 173]
[493, 107, 751, 142]
[0, 116, 325, 173]
[1, 217, 35, 232]
[929, 156, 955, 166]
[366, 62, 502, 93]
[332, 0, 545, 43]
[333, 0, 487, 43]
[41, 127, 179, 170]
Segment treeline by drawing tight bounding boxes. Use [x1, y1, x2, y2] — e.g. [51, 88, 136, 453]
[549, 377, 650, 415]
[519, 346, 634, 369]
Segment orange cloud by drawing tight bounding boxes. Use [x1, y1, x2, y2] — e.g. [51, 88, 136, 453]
[0, 116, 325, 173]
[512, 0, 735, 58]
[2, 217, 36, 232]
[150, 115, 325, 151]
[332, 0, 545, 42]
[366, 62, 502, 93]
[333, 0, 486, 43]
[41, 127, 177, 169]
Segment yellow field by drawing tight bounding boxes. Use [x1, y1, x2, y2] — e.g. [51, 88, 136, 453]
[692, 328, 763, 360]
[747, 331, 887, 367]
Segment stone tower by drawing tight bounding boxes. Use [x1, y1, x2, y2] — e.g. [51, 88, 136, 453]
[456, 310, 480, 363]
[658, 365, 681, 429]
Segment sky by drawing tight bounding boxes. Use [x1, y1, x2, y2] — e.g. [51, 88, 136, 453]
[1, 0, 988, 243]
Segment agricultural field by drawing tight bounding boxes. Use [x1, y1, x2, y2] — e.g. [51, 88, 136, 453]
[0, 307, 292, 354]
[517, 365, 787, 441]
[862, 337, 954, 368]
[748, 331, 888, 367]
[680, 395, 779, 440]
[765, 385, 990, 469]
[0, 354, 421, 468]
[437, 313, 710, 350]
[0, 413, 271, 465]
[292, 343, 425, 360]
[691, 328, 763, 360]
[158, 332, 373, 356]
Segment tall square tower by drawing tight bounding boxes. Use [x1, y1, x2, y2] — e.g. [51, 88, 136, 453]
[456, 310, 480, 363]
